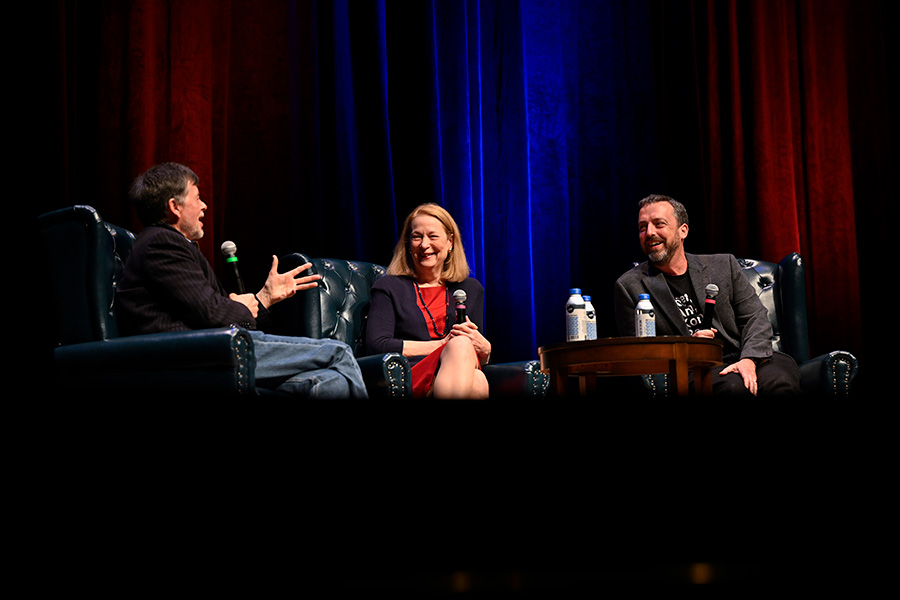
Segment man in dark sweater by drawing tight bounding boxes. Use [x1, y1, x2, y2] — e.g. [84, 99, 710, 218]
[116, 162, 366, 398]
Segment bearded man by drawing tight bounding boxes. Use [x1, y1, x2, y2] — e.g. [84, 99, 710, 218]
[613, 194, 801, 397]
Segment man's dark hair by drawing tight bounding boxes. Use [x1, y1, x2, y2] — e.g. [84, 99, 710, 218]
[129, 163, 200, 227]
[638, 194, 689, 228]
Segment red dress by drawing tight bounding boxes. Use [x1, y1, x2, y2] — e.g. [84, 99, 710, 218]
[410, 285, 449, 397]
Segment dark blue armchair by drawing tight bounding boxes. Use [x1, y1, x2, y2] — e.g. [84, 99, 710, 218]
[38, 205, 258, 396]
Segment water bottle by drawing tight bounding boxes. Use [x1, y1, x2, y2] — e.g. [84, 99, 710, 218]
[566, 288, 587, 342]
[635, 293, 656, 337]
[583, 295, 597, 340]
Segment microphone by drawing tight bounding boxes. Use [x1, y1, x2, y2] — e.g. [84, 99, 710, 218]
[220, 241, 246, 294]
[453, 289, 467, 324]
[703, 283, 719, 329]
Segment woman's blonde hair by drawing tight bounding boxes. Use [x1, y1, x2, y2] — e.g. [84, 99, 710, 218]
[387, 203, 470, 283]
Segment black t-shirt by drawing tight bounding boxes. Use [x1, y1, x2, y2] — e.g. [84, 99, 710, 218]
[665, 271, 706, 334]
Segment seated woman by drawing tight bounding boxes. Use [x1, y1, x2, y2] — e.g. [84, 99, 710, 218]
[365, 203, 491, 399]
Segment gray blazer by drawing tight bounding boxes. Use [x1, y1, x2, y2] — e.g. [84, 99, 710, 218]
[614, 253, 773, 364]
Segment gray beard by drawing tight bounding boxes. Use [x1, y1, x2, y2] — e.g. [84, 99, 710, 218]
[647, 245, 672, 265]
[646, 239, 681, 266]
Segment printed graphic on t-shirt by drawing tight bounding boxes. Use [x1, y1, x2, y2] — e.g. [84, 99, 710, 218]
[673, 292, 704, 334]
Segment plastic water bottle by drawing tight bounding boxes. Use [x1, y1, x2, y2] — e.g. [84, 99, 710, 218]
[583, 295, 597, 340]
[566, 288, 587, 342]
[635, 293, 656, 337]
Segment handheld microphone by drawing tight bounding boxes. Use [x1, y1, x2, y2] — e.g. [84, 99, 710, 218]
[453, 289, 467, 324]
[703, 283, 719, 329]
[220, 241, 246, 294]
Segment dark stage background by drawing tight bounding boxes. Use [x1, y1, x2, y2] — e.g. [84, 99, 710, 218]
[30, 0, 892, 385]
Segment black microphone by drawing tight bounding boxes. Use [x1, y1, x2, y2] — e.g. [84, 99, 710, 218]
[453, 289, 467, 324]
[220, 241, 245, 294]
[703, 283, 719, 329]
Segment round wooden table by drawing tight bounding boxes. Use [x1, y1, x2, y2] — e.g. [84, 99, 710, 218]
[539, 336, 724, 396]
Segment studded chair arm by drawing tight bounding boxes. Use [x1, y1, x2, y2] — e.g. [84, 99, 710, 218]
[484, 361, 550, 398]
[799, 351, 859, 398]
[356, 353, 413, 399]
[52, 327, 256, 395]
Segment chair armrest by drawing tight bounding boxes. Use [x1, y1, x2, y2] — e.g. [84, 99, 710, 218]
[483, 361, 549, 398]
[638, 351, 861, 398]
[798, 351, 859, 397]
[356, 353, 412, 398]
[53, 327, 256, 395]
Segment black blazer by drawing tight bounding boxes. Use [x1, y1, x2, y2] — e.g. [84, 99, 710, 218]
[364, 275, 485, 357]
[614, 253, 773, 364]
[116, 225, 266, 335]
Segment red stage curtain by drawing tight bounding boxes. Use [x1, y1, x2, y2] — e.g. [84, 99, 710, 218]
[85, 0, 303, 282]
[94, 1, 220, 257]
[689, 0, 862, 358]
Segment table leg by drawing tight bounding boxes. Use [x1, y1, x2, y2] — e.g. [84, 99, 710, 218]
[672, 343, 690, 396]
[553, 369, 567, 397]
[579, 374, 597, 396]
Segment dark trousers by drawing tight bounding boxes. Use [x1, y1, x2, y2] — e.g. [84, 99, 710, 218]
[713, 351, 802, 398]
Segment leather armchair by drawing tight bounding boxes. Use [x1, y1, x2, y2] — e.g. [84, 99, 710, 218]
[38, 205, 260, 396]
[269, 254, 412, 398]
[644, 253, 858, 397]
[272, 253, 549, 398]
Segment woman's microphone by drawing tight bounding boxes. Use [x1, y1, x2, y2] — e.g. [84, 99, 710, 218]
[453, 289, 467, 324]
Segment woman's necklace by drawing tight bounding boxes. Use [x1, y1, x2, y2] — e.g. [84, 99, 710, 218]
[414, 281, 449, 338]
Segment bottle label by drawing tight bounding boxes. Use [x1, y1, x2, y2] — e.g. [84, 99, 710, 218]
[585, 307, 597, 340]
[636, 312, 656, 337]
[567, 310, 587, 341]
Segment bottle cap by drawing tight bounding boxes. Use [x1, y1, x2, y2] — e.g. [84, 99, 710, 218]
[569, 288, 582, 295]
[583, 295, 591, 301]
[638, 293, 650, 300]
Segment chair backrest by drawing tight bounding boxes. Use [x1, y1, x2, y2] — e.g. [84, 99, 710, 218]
[737, 252, 809, 363]
[38, 205, 135, 345]
[273, 253, 386, 356]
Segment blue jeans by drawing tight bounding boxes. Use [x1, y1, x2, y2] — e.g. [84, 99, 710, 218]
[249, 331, 367, 399]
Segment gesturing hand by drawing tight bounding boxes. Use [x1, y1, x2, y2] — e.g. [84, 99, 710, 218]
[256, 255, 322, 308]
